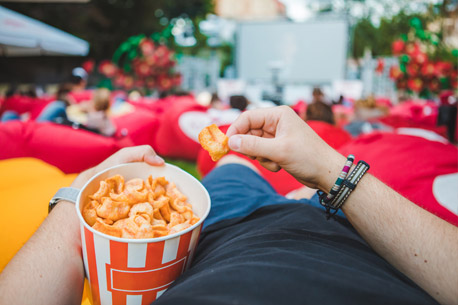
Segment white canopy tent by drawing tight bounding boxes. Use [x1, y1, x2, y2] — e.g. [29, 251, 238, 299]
[0, 5, 89, 56]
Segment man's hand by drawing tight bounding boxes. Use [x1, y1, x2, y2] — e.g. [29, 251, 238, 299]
[226, 106, 344, 190]
[72, 145, 165, 189]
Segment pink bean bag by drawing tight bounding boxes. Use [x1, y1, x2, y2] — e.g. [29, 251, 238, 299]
[338, 132, 458, 226]
[0, 121, 29, 159]
[0, 120, 133, 174]
[153, 96, 207, 160]
[112, 110, 160, 147]
[306, 120, 352, 149]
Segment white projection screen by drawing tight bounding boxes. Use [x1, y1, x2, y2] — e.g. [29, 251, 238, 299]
[236, 19, 348, 84]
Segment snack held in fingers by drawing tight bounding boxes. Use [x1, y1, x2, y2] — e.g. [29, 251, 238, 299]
[83, 174, 200, 239]
[198, 124, 230, 161]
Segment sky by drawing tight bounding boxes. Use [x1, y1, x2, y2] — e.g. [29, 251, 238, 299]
[279, 0, 445, 24]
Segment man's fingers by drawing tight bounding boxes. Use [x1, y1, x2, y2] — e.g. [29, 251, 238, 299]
[104, 145, 164, 168]
[258, 159, 281, 172]
[228, 134, 275, 160]
[226, 107, 279, 138]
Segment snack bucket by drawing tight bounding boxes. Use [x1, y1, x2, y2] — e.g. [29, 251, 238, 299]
[76, 162, 211, 305]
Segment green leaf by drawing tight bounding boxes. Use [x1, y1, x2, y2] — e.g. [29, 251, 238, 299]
[410, 17, 422, 30]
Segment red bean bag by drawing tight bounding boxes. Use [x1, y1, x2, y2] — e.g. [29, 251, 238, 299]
[1, 95, 36, 115]
[0, 121, 29, 159]
[338, 132, 458, 226]
[153, 96, 207, 160]
[24, 121, 128, 174]
[389, 100, 438, 127]
[28, 97, 55, 120]
[377, 115, 447, 138]
[112, 110, 160, 147]
[69, 90, 94, 104]
[306, 120, 352, 149]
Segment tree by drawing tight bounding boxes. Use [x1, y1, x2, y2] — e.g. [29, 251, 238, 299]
[2, 0, 213, 60]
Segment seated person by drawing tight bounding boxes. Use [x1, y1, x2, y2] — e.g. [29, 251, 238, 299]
[344, 96, 391, 137]
[84, 88, 117, 137]
[1, 84, 72, 123]
[305, 100, 335, 125]
[229, 95, 249, 111]
[0, 108, 456, 305]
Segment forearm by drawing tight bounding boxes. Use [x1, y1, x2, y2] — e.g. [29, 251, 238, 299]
[0, 201, 84, 305]
[321, 152, 458, 305]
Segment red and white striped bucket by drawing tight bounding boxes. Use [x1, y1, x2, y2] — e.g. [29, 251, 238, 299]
[76, 163, 211, 305]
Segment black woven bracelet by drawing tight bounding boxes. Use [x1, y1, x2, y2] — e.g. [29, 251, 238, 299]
[318, 160, 370, 220]
[330, 161, 370, 211]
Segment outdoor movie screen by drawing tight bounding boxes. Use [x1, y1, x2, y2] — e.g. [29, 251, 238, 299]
[236, 19, 348, 84]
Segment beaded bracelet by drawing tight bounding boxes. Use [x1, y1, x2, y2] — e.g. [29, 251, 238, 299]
[318, 159, 370, 219]
[324, 154, 355, 203]
[330, 161, 370, 211]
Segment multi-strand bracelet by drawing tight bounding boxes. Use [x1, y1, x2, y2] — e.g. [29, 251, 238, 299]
[317, 156, 370, 219]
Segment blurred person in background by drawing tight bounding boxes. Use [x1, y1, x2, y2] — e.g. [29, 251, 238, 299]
[70, 67, 88, 93]
[229, 95, 249, 112]
[311, 87, 326, 104]
[1, 84, 72, 123]
[84, 88, 117, 137]
[305, 100, 335, 125]
[209, 92, 226, 110]
[344, 96, 391, 137]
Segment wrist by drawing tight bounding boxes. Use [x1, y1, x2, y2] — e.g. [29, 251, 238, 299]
[71, 168, 95, 189]
[316, 152, 348, 192]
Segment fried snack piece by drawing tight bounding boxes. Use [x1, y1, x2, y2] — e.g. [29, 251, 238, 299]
[198, 124, 229, 161]
[85, 174, 201, 239]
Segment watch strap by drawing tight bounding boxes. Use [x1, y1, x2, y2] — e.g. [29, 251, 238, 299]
[48, 187, 80, 213]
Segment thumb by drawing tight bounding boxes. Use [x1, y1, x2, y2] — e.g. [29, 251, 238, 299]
[228, 135, 274, 159]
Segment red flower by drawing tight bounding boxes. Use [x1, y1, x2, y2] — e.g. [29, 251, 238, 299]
[82, 59, 95, 73]
[155, 45, 169, 59]
[405, 43, 420, 56]
[435, 61, 453, 77]
[145, 77, 156, 89]
[450, 71, 458, 89]
[375, 58, 384, 74]
[427, 79, 440, 92]
[392, 40, 405, 55]
[98, 60, 118, 78]
[421, 62, 436, 77]
[406, 63, 420, 77]
[134, 60, 152, 78]
[139, 38, 155, 56]
[123, 75, 135, 90]
[172, 73, 182, 87]
[412, 51, 427, 65]
[158, 74, 173, 91]
[134, 79, 145, 89]
[389, 66, 403, 80]
[396, 79, 407, 90]
[113, 72, 126, 88]
[407, 78, 423, 92]
[145, 54, 157, 66]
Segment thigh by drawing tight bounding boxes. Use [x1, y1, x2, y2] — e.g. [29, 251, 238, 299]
[1, 111, 20, 122]
[37, 101, 67, 122]
[202, 164, 302, 228]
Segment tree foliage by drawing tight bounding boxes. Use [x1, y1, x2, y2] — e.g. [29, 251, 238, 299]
[352, 11, 431, 58]
[2, 0, 213, 60]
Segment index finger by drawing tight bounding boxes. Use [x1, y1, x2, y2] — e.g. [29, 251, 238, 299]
[226, 107, 280, 138]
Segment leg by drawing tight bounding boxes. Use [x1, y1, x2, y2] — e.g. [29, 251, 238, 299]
[36, 101, 67, 122]
[1, 111, 20, 122]
[201, 155, 309, 228]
